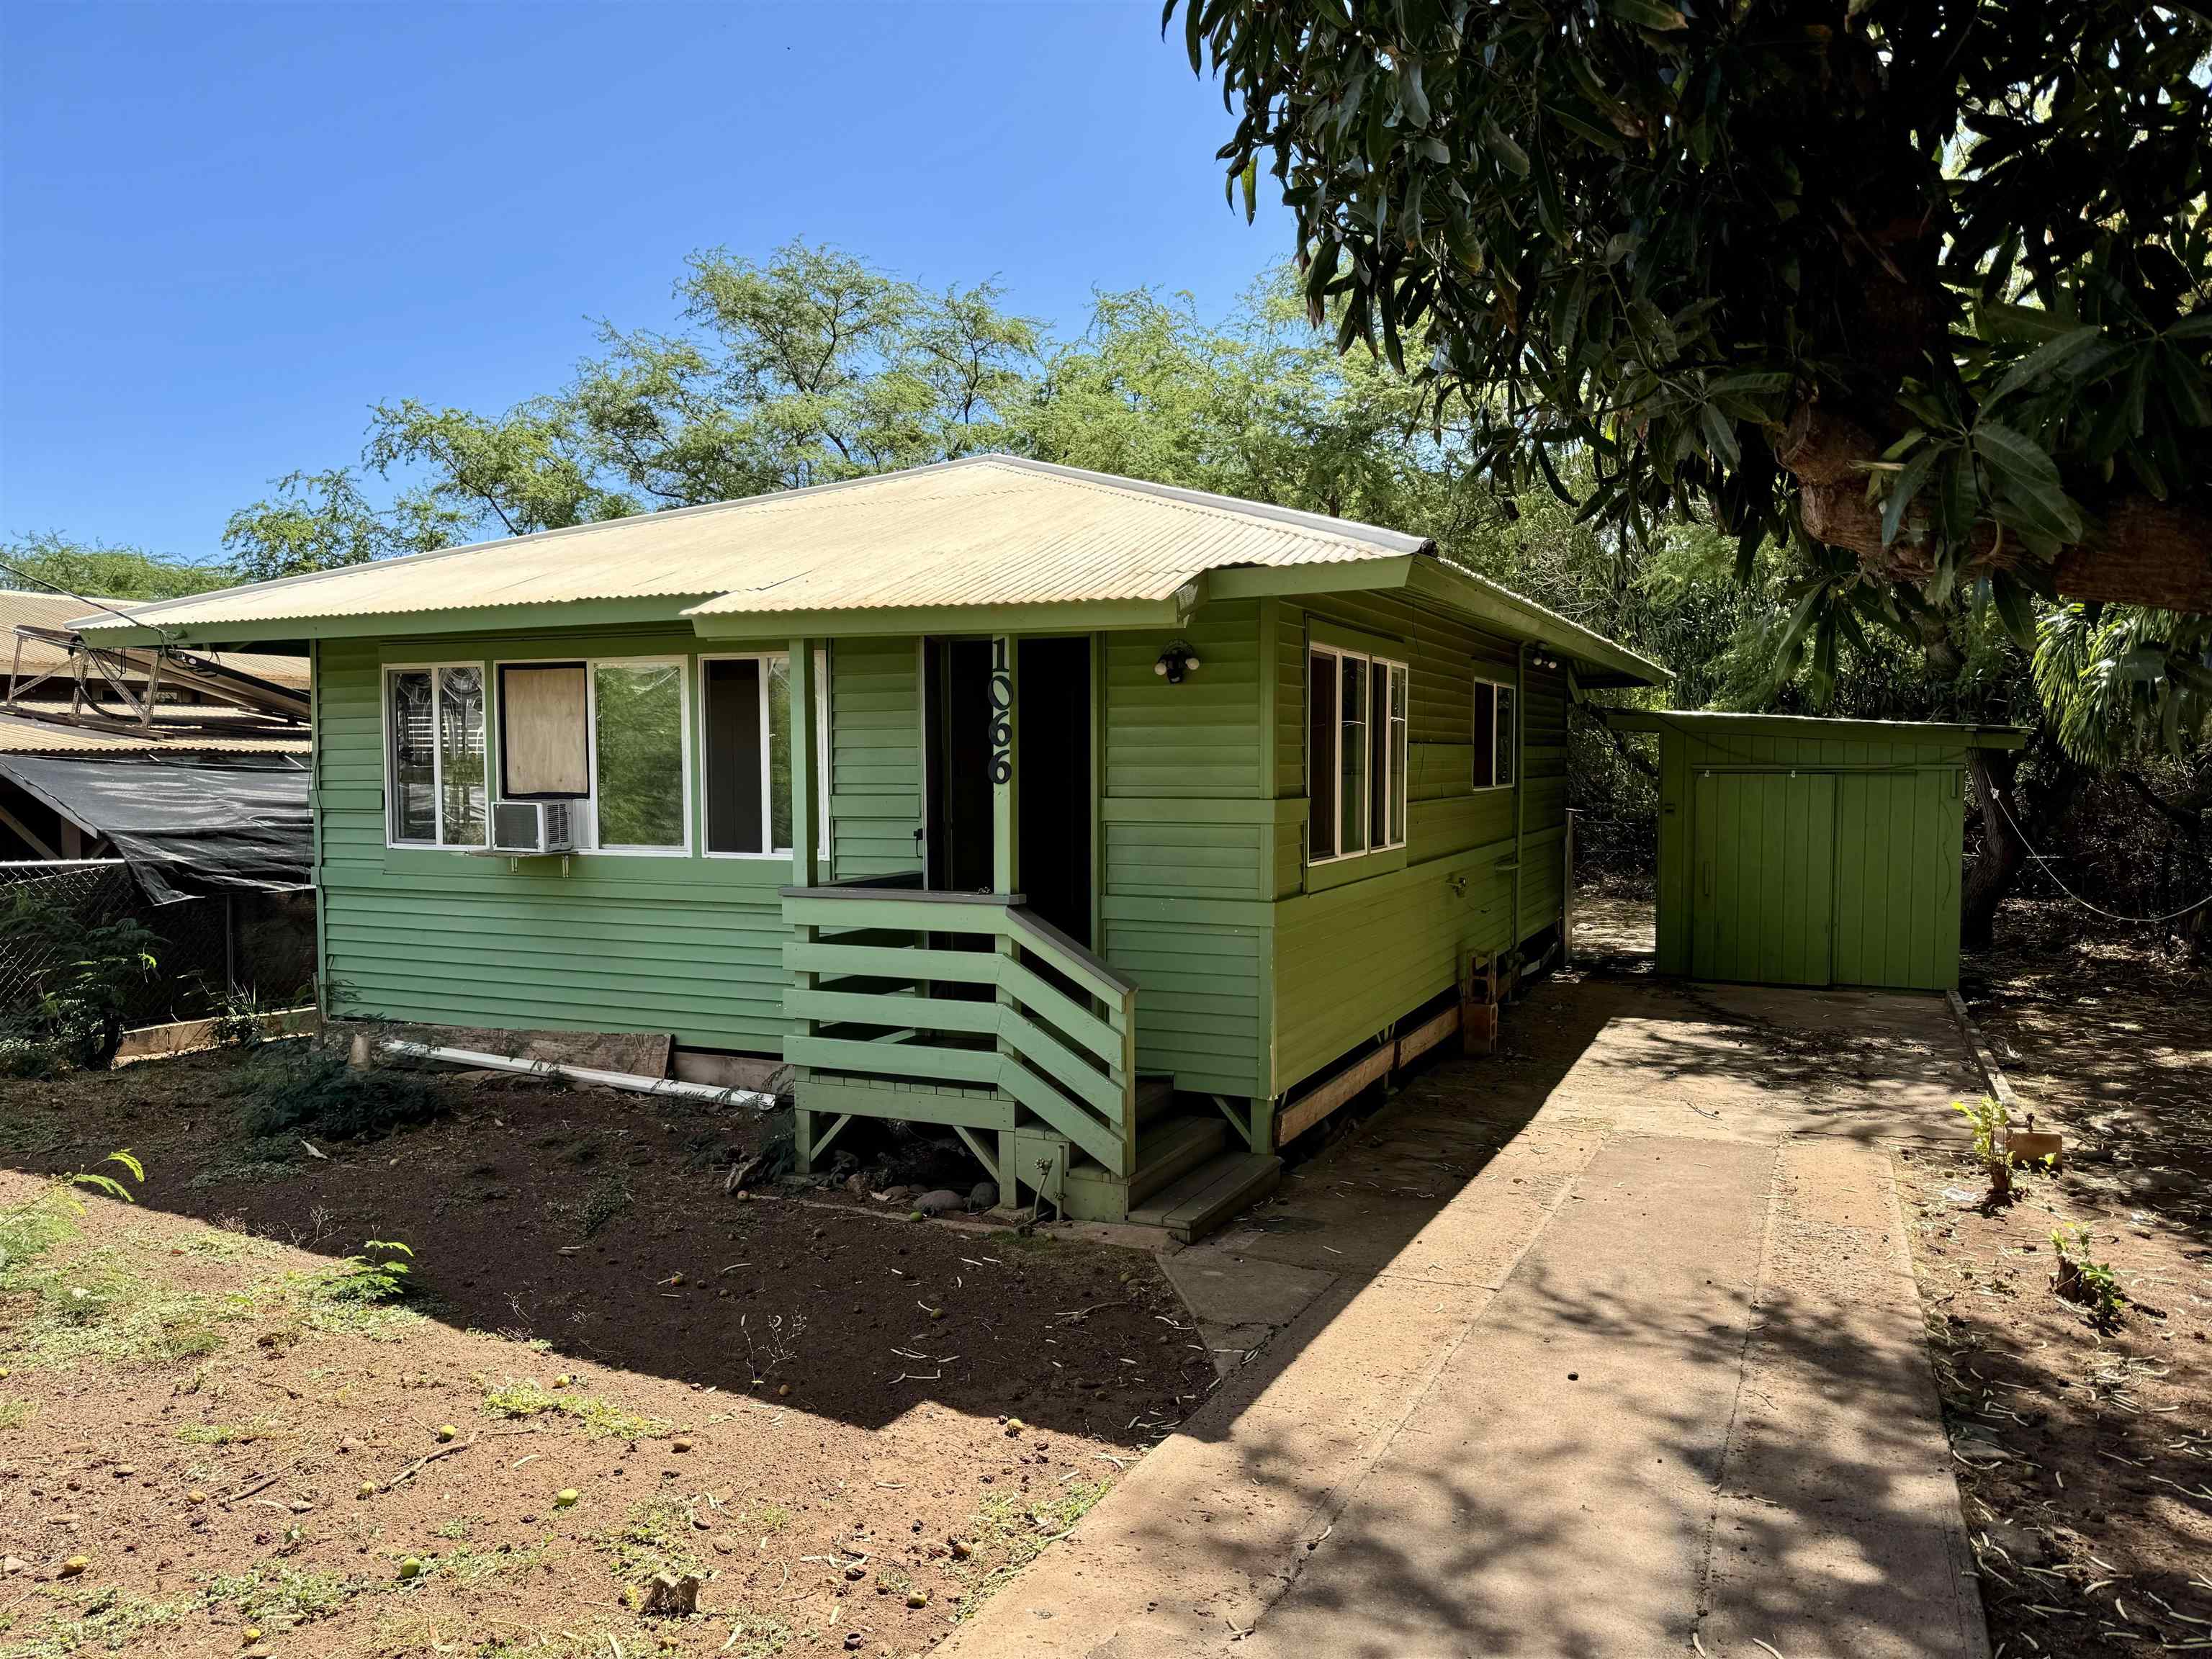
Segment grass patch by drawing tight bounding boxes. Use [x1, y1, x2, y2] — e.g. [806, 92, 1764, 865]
[1, 1584, 189, 1655]
[240, 1245, 424, 1344]
[0, 1397, 35, 1431]
[401, 1539, 553, 1590]
[950, 1476, 1110, 1617]
[204, 1562, 356, 1627]
[718, 1611, 791, 1659]
[598, 1496, 702, 1584]
[174, 1416, 280, 1447]
[481, 1380, 670, 1441]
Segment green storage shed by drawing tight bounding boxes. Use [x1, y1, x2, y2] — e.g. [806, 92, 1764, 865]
[1606, 711, 2026, 992]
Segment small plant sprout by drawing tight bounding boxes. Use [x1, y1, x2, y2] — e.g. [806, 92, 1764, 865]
[2051, 1227, 2128, 1328]
[1952, 1096, 2018, 1202]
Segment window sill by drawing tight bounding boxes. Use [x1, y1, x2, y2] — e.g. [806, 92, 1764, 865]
[1303, 842, 1408, 894]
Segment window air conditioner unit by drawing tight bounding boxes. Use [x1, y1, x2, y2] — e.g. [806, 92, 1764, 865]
[491, 799, 577, 855]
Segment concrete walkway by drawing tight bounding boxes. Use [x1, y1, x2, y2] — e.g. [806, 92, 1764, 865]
[942, 967, 1990, 1659]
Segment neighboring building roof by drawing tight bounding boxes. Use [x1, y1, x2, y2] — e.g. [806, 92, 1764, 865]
[74, 454, 1668, 686]
[3, 587, 310, 690]
[0, 702, 311, 757]
[1604, 709, 2028, 747]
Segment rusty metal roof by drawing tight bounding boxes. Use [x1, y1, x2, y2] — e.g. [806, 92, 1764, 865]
[0, 702, 311, 756]
[5, 588, 309, 688]
[84, 456, 1430, 631]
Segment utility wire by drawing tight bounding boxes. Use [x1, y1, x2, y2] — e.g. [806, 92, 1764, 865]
[1990, 782, 2212, 926]
[0, 558, 173, 644]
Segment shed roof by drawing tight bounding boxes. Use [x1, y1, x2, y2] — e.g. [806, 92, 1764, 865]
[1604, 709, 2027, 747]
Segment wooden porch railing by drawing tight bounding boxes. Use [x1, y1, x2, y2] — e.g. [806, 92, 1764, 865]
[779, 886, 1140, 1177]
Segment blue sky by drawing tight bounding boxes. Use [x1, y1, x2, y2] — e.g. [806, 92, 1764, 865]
[1, 1, 1290, 562]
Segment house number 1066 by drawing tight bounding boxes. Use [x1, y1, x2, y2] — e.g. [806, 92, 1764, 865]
[989, 640, 1014, 785]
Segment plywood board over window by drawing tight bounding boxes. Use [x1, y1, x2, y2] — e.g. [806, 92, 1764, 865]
[498, 662, 588, 798]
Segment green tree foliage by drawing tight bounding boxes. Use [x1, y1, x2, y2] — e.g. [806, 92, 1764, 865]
[0, 531, 231, 601]
[1168, 0, 2212, 748]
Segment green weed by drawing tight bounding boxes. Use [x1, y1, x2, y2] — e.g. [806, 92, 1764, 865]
[2051, 1227, 2128, 1327]
[577, 1175, 631, 1237]
[0, 1397, 34, 1431]
[598, 1496, 702, 1583]
[950, 1476, 1109, 1617]
[204, 1562, 355, 1627]
[480, 1379, 670, 1441]
[1, 1583, 188, 1655]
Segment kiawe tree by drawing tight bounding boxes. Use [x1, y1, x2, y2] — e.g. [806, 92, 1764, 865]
[1169, 0, 2212, 738]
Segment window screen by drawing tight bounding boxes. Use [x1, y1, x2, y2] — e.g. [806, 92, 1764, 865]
[1338, 654, 1368, 857]
[499, 662, 589, 797]
[1472, 682, 1500, 788]
[388, 671, 438, 843]
[592, 662, 685, 849]
[1493, 685, 1518, 789]
[387, 665, 487, 847]
[705, 657, 766, 854]
[1307, 650, 1337, 860]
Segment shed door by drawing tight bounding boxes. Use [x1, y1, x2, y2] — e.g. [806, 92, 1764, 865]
[1691, 771, 1837, 986]
[1831, 770, 1961, 991]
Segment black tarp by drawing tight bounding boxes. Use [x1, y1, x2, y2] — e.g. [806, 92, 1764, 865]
[0, 753, 310, 904]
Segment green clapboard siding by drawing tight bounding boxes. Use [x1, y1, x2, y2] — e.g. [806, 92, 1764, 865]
[828, 635, 924, 878]
[1264, 590, 1572, 1096]
[1655, 723, 1968, 991]
[318, 629, 842, 1051]
[1100, 601, 1273, 1095]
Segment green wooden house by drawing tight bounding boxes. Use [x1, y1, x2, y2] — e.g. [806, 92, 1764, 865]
[80, 457, 1665, 1233]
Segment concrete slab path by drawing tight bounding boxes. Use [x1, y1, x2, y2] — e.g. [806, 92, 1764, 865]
[940, 968, 1990, 1659]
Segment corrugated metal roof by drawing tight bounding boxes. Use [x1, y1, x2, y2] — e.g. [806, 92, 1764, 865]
[0, 703, 311, 756]
[4, 588, 309, 688]
[85, 456, 1429, 631]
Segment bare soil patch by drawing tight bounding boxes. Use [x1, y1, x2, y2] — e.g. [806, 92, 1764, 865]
[0, 1048, 1207, 1658]
[1896, 901, 2212, 1658]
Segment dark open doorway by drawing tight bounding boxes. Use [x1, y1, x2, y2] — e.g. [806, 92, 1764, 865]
[1015, 636, 1093, 945]
[923, 638, 995, 895]
[921, 635, 1092, 943]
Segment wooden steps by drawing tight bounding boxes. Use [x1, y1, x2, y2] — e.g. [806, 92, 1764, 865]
[1124, 1113, 1227, 1208]
[1129, 1150, 1282, 1244]
[1133, 1075, 1177, 1126]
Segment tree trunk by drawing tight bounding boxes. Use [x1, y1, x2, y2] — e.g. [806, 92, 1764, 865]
[1962, 747, 2026, 950]
[1779, 403, 2212, 613]
[1961, 741, 2087, 950]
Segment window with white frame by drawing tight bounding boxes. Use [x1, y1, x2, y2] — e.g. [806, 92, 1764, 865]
[387, 665, 488, 848]
[701, 650, 830, 858]
[1472, 677, 1518, 790]
[1307, 643, 1409, 865]
[485, 656, 691, 853]
[590, 660, 690, 851]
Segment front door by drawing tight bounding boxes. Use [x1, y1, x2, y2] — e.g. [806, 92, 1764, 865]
[920, 635, 1094, 944]
[1691, 770, 1837, 986]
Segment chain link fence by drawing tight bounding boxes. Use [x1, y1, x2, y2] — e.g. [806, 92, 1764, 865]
[0, 859, 315, 1030]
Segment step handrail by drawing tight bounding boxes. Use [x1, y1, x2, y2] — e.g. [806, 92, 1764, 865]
[781, 886, 1142, 1178]
[1002, 904, 1138, 1001]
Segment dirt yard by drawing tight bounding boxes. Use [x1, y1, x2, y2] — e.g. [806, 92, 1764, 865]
[1896, 899, 2212, 1658]
[0, 1048, 1210, 1658]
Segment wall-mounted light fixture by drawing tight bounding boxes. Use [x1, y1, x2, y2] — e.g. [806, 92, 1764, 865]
[1153, 641, 1202, 684]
